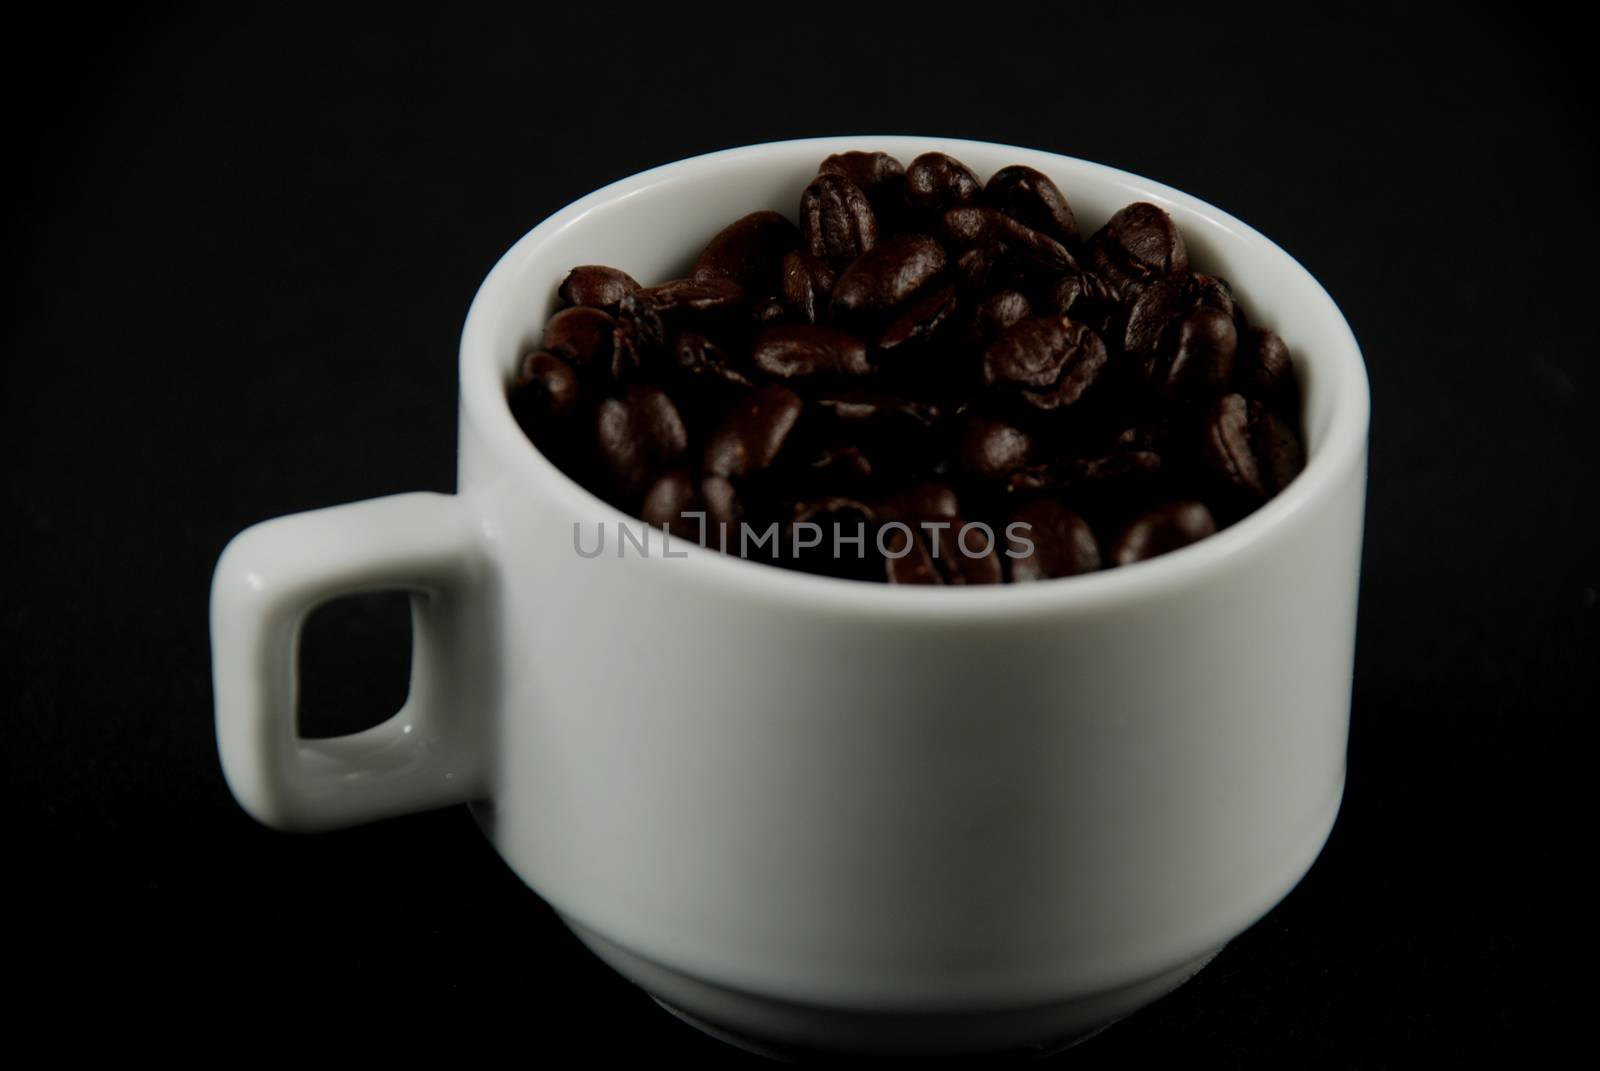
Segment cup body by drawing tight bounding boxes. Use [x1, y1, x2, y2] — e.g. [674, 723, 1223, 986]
[449, 137, 1368, 1054]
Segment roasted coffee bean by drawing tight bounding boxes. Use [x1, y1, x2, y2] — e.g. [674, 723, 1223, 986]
[800, 173, 878, 263]
[905, 152, 981, 212]
[1007, 500, 1101, 581]
[1253, 410, 1305, 493]
[876, 482, 961, 525]
[780, 251, 837, 324]
[673, 332, 754, 389]
[983, 165, 1081, 246]
[942, 207, 1074, 271]
[641, 469, 704, 542]
[820, 151, 905, 197]
[611, 293, 665, 377]
[974, 290, 1033, 340]
[1111, 501, 1217, 565]
[880, 282, 958, 350]
[1090, 202, 1188, 293]
[883, 524, 941, 585]
[558, 265, 640, 312]
[752, 325, 873, 378]
[956, 416, 1032, 480]
[595, 384, 689, 500]
[1122, 277, 1185, 355]
[509, 351, 581, 427]
[933, 516, 1003, 585]
[1200, 392, 1304, 499]
[641, 277, 744, 313]
[831, 234, 947, 320]
[691, 211, 801, 294]
[518, 150, 1305, 584]
[704, 385, 804, 477]
[1235, 327, 1296, 405]
[542, 306, 615, 369]
[954, 245, 1001, 292]
[1006, 449, 1161, 495]
[982, 316, 1108, 409]
[1161, 307, 1237, 396]
[808, 444, 875, 482]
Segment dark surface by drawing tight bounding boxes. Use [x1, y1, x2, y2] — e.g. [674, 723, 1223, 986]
[7, 6, 1582, 1062]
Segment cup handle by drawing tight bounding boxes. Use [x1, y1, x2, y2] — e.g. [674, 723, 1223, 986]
[210, 492, 490, 832]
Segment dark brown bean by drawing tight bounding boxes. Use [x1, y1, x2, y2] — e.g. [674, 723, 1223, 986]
[883, 524, 941, 585]
[558, 265, 640, 311]
[875, 482, 961, 525]
[673, 332, 754, 389]
[956, 416, 1032, 480]
[1162, 307, 1238, 396]
[1090, 202, 1189, 292]
[983, 165, 1080, 245]
[982, 316, 1108, 409]
[1253, 410, 1306, 493]
[1235, 327, 1297, 405]
[974, 290, 1033, 340]
[800, 173, 878, 263]
[595, 384, 689, 499]
[879, 282, 958, 350]
[1007, 500, 1101, 580]
[1122, 277, 1185, 355]
[703, 385, 804, 478]
[752, 325, 873, 378]
[831, 234, 947, 320]
[815, 391, 941, 429]
[1110, 501, 1217, 565]
[933, 516, 1003, 585]
[905, 152, 981, 212]
[1201, 393, 1264, 497]
[954, 245, 1000, 291]
[691, 211, 801, 294]
[641, 469, 704, 542]
[641, 277, 744, 313]
[509, 351, 580, 427]
[542, 306, 614, 369]
[819, 151, 905, 196]
[942, 206, 1074, 271]
[611, 293, 665, 378]
[780, 251, 837, 324]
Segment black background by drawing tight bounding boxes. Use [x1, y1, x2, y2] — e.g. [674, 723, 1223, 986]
[7, 5, 1584, 1063]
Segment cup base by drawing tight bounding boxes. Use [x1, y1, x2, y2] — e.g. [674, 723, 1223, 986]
[565, 916, 1220, 1061]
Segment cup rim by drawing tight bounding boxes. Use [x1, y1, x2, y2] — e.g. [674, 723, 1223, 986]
[459, 135, 1369, 618]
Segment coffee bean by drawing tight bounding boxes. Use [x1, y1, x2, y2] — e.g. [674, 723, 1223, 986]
[831, 234, 947, 320]
[1200, 392, 1304, 501]
[816, 391, 941, 430]
[983, 165, 1080, 245]
[942, 207, 1075, 271]
[1090, 202, 1188, 293]
[905, 152, 981, 212]
[509, 351, 580, 427]
[558, 265, 640, 311]
[1235, 327, 1296, 405]
[956, 416, 1032, 480]
[641, 277, 744, 313]
[974, 290, 1033, 340]
[982, 316, 1108, 409]
[542, 306, 615, 370]
[641, 469, 704, 542]
[1253, 409, 1305, 493]
[1110, 501, 1217, 565]
[780, 251, 837, 324]
[595, 384, 689, 500]
[883, 524, 941, 585]
[880, 282, 958, 350]
[875, 482, 962, 525]
[1162, 306, 1237, 397]
[932, 516, 1003, 585]
[1042, 269, 1121, 336]
[703, 385, 804, 477]
[752, 325, 873, 378]
[819, 151, 905, 198]
[1007, 500, 1101, 581]
[955, 245, 1001, 292]
[800, 173, 878, 263]
[691, 211, 801, 295]
[611, 292, 665, 378]
[1122, 277, 1184, 355]
[673, 331, 754, 389]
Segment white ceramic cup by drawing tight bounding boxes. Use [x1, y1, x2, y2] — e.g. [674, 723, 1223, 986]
[210, 136, 1368, 1058]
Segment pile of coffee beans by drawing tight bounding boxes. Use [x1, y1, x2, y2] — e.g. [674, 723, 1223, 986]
[509, 150, 1304, 584]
